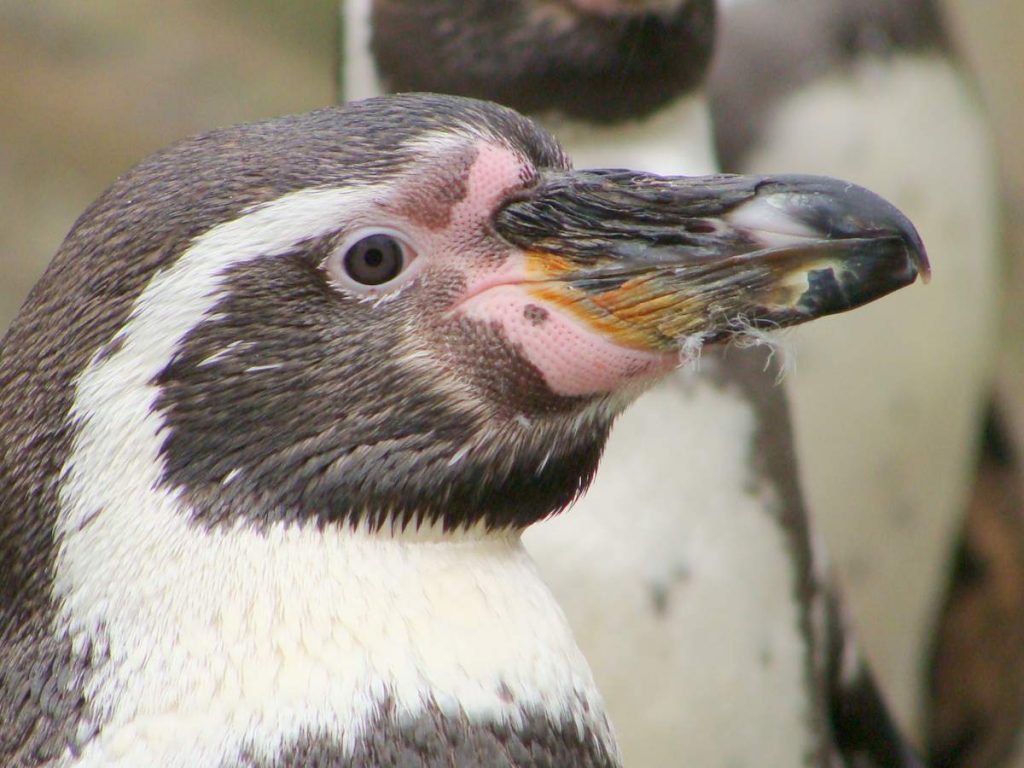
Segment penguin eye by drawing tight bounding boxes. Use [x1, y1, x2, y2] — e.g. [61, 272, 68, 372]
[325, 229, 419, 294]
[343, 234, 406, 286]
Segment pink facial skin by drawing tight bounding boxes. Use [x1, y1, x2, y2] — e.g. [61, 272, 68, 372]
[423, 140, 675, 398]
[457, 283, 674, 397]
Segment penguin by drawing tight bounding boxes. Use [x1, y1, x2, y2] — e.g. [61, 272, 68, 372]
[0, 94, 929, 768]
[0, 93, 928, 767]
[709, 0, 1004, 743]
[342, 2, 927, 766]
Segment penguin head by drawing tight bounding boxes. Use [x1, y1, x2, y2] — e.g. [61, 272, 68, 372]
[1, 93, 926, 538]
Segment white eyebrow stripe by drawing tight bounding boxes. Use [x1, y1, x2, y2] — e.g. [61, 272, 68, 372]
[59, 185, 380, 534]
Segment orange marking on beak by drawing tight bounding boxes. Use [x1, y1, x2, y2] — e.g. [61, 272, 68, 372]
[522, 251, 701, 352]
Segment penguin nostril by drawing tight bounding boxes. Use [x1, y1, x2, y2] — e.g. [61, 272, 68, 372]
[687, 221, 716, 234]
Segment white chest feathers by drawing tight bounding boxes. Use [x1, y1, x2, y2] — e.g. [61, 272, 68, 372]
[525, 372, 819, 768]
[50, 517, 611, 767]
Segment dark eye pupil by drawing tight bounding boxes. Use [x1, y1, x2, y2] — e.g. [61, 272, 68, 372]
[343, 235, 404, 285]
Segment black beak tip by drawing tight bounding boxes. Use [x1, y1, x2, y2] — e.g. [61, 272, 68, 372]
[903, 226, 931, 284]
[767, 174, 931, 285]
[830, 238, 923, 312]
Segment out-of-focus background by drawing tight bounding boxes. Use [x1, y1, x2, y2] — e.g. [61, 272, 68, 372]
[0, 0, 341, 326]
[938, 0, 1024, 451]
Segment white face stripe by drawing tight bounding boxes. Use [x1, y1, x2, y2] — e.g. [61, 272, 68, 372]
[59, 184, 375, 535]
[53, 183, 613, 765]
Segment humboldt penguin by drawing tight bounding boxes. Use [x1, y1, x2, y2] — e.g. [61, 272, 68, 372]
[710, 0, 1006, 747]
[343, 2, 926, 766]
[0, 93, 927, 766]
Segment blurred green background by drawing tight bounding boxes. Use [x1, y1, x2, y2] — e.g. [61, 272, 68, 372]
[0, 0, 1021, 422]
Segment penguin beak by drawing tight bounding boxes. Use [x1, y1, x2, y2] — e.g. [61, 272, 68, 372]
[493, 171, 929, 352]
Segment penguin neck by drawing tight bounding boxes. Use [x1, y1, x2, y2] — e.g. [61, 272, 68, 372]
[341, 0, 384, 102]
[53, 492, 619, 764]
[540, 91, 717, 175]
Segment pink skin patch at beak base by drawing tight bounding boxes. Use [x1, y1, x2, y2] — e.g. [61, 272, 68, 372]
[457, 283, 675, 398]
[442, 141, 674, 398]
